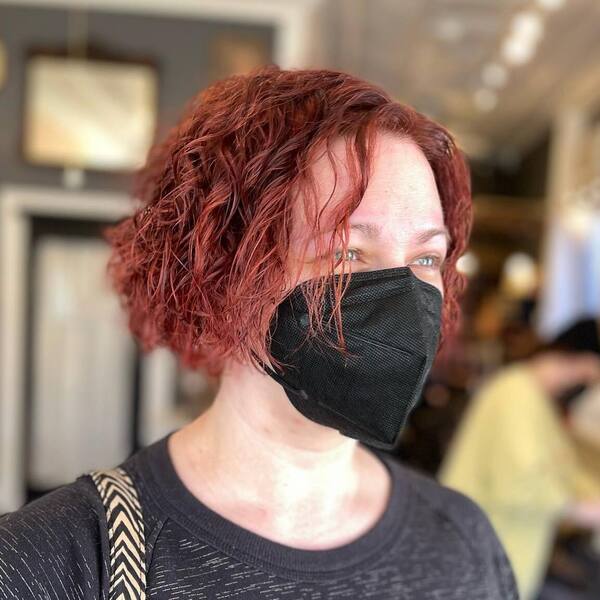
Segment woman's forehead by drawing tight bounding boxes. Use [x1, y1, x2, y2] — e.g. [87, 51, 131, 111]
[293, 132, 444, 236]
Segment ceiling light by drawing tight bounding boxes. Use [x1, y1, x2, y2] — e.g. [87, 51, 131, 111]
[511, 10, 544, 43]
[456, 252, 480, 278]
[501, 253, 538, 299]
[474, 88, 498, 112]
[536, 0, 566, 10]
[501, 34, 537, 65]
[481, 63, 508, 88]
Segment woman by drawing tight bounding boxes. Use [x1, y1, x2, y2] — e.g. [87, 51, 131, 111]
[0, 67, 518, 599]
[439, 340, 600, 599]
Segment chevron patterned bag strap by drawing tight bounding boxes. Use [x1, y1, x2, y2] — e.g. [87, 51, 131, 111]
[89, 466, 147, 600]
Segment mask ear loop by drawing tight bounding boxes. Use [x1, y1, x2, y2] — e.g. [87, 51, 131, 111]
[261, 364, 309, 400]
[249, 347, 310, 400]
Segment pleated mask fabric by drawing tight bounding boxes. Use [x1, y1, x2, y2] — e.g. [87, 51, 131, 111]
[263, 266, 442, 450]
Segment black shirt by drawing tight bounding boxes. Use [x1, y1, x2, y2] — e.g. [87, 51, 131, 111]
[0, 430, 519, 599]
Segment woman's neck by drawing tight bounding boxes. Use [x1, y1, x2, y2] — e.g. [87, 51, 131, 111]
[167, 359, 392, 549]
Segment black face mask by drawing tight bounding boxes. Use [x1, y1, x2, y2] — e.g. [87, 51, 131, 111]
[262, 266, 443, 451]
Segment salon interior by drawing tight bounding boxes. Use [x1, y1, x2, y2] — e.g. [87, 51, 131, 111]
[1, 1, 600, 598]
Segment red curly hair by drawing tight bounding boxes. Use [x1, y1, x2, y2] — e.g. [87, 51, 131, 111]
[103, 66, 472, 377]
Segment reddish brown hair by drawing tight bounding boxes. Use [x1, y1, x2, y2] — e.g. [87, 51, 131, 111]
[103, 66, 472, 377]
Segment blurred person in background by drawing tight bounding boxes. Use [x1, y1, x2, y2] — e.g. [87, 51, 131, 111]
[0, 67, 519, 599]
[439, 318, 600, 600]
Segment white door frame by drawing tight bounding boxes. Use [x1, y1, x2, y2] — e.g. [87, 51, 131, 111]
[0, 185, 179, 511]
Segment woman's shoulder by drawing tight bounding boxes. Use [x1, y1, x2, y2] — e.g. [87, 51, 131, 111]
[392, 459, 503, 545]
[0, 474, 108, 599]
[385, 458, 520, 598]
[394, 459, 493, 522]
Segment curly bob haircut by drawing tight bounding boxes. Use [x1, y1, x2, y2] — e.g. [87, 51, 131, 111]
[103, 66, 472, 377]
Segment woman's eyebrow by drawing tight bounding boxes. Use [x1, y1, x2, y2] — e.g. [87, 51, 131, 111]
[349, 222, 382, 239]
[414, 227, 451, 245]
[349, 223, 450, 245]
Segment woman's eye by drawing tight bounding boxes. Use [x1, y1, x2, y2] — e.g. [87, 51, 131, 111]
[334, 248, 361, 263]
[412, 255, 442, 268]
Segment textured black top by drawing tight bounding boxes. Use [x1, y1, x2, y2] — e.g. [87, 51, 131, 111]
[0, 430, 519, 599]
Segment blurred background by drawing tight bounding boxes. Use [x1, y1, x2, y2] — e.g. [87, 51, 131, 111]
[1, 1, 600, 598]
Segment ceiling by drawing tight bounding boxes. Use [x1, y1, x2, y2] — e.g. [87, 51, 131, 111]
[323, 0, 600, 162]
[6, 0, 600, 164]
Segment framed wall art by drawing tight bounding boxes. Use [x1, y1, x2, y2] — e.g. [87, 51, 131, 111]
[22, 53, 158, 172]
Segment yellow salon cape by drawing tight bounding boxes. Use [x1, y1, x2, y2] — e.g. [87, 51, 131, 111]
[438, 363, 600, 600]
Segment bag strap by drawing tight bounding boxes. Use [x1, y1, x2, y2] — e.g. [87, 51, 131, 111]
[89, 466, 147, 600]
